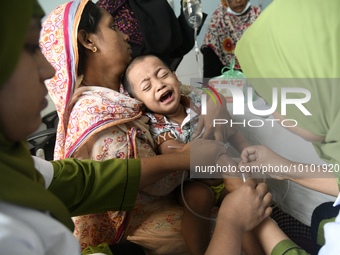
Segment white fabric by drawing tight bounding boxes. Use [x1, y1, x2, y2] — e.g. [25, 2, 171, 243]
[318, 211, 340, 255]
[0, 201, 81, 255]
[32, 156, 54, 188]
[0, 158, 108, 255]
[333, 193, 340, 207]
[226, 1, 251, 16]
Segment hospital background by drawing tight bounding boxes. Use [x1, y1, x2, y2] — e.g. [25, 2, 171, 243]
[38, 0, 272, 116]
[35, 1, 337, 254]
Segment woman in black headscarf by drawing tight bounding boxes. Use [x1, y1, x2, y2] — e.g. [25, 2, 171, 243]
[97, 0, 206, 70]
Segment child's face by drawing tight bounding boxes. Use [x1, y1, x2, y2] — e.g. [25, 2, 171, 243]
[128, 56, 182, 116]
[0, 17, 55, 142]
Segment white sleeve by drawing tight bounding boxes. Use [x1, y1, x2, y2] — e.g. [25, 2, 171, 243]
[333, 192, 340, 207]
[0, 213, 44, 255]
[318, 210, 340, 255]
[31, 156, 54, 188]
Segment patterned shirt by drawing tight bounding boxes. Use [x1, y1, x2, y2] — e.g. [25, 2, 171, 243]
[146, 89, 239, 151]
[146, 90, 202, 150]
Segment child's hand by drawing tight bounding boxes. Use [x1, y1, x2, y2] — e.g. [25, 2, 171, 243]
[238, 145, 294, 180]
[218, 179, 272, 234]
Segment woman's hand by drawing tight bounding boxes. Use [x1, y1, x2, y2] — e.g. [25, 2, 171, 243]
[239, 145, 294, 180]
[182, 138, 228, 171]
[139, 139, 225, 189]
[192, 91, 229, 142]
[218, 178, 272, 234]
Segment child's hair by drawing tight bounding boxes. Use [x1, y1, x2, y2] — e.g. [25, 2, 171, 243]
[122, 54, 172, 98]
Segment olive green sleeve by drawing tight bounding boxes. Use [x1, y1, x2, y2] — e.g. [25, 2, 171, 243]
[271, 240, 310, 255]
[49, 158, 141, 217]
[82, 243, 113, 255]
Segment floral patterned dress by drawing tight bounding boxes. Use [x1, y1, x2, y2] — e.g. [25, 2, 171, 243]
[146, 90, 202, 150]
[40, 0, 186, 250]
[201, 3, 261, 70]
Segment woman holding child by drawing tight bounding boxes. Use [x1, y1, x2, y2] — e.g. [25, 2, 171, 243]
[41, 0, 198, 250]
[41, 0, 233, 253]
[123, 54, 265, 255]
[0, 0, 237, 254]
[201, 0, 261, 78]
[234, 0, 340, 253]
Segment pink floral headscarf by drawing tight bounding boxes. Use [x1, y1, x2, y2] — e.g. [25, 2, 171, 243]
[40, 0, 147, 160]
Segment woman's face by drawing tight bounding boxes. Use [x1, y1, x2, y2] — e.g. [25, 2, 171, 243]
[90, 8, 132, 74]
[225, 0, 248, 13]
[0, 17, 55, 142]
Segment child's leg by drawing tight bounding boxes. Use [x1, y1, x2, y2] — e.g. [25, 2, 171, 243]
[218, 178, 266, 255]
[176, 181, 215, 255]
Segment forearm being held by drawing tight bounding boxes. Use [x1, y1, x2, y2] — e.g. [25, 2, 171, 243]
[139, 148, 189, 189]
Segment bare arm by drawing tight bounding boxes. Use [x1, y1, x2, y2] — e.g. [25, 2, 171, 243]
[253, 218, 290, 254]
[139, 149, 189, 190]
[286, 173, 338, 197]
[206, 217, 244, 255]
[239, 145, 339, 196]
[140, 139, 229, 190]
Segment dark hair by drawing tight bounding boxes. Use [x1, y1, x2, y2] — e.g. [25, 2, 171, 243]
[77, 2, 102, 76]
[122, 54, 172, 98]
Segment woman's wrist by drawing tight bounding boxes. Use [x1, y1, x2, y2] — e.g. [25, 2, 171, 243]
[216, 213, 246, 237]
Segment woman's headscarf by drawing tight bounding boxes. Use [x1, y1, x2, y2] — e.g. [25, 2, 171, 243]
[0, 0, 74, 231]
[40, 0, 148, 160]
[235, 0, 340, 184]
[40, 0, 90, 160]
[201, 2, 260, 70]
[96, 0, 142, 45]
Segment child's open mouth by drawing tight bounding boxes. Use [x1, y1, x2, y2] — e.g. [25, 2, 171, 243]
[159, 91, 173, 104]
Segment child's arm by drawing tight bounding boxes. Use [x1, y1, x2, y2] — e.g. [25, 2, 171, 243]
[158, 139, 185, 154]
[227, 130, 250, 154]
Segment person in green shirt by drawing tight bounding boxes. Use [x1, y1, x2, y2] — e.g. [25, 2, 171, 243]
[231, 0, 340, 253]
[0, 1, 232, 254]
